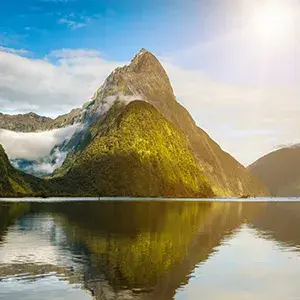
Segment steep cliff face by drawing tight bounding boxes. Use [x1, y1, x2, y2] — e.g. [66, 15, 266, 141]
[58, 48, 267, 196]
[249, 146, 300, 196]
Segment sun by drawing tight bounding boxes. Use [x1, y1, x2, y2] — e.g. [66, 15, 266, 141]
[251, 1, 295, 41]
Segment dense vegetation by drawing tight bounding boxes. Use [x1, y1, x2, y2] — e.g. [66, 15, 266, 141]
[0, 145, 47, 196]
[0, 101, 213, 198]
[0, 49, 268, 197]
[72, 48, 268, 196]
[51, 101, 214, 197]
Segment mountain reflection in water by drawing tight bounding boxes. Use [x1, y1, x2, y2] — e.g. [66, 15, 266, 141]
[0, 200, 300, 300]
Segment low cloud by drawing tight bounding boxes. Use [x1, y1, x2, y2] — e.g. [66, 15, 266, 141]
[0, 124, 80, 159]
[94, 93, 145, 116]
[11, 148, 68, 177]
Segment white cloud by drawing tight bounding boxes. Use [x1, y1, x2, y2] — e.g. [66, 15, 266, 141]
[11, 148, 68, 176]
[0, 48, 122, 116]
[0, 46, 29, 55]
[0, 124, 80, 159]
[57, 13, 97, 30]
[58, 18, 87, 29]
[49, 48, 101, 59]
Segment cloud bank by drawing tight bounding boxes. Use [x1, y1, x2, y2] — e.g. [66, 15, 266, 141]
[11, 148, 68, 177]
[0, 124, 80, 159]
[0, 48, 121, 116]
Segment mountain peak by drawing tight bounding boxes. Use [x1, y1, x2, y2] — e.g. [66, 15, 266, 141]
[87, 48, 175, 118]
[131, 48, 150, 61]
[138, 47, 148, 55]
[128, 48, 165, 75]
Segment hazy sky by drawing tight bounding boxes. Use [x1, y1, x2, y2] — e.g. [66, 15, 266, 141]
[1, 0, 300, 165]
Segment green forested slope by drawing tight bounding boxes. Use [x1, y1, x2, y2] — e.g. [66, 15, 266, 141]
[0, 145, 47, 196]
[51, 101, 214, 197]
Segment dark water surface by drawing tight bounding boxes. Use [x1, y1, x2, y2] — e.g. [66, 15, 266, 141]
[1, 200, 300, 299]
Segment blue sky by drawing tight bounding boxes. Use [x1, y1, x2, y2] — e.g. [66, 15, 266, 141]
[1, 0, 300, 165]
[2, 0, 299, 84]
[1, 0, 213, 60]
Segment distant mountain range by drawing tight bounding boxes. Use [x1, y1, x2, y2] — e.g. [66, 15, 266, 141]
[0, 109, 83, 132]
[249, 145, 300, 196]
[0, 49, 268, 197]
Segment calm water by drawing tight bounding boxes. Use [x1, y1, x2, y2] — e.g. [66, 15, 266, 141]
[1, 200, 300, 299]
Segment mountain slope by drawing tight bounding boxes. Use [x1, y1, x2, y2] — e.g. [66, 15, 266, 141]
[0, 112, 52, 132]
[249, 146, 300, 196]
[51, 101, 214, 197]
[0, 145, 47, 196]
[0, 49, 269, 197]
[58, 48, 267, 197]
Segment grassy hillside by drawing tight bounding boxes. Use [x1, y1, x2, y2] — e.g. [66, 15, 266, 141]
[51, 101, 214, 197]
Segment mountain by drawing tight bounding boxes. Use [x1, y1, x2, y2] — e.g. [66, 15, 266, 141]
[51, 100, 214, 197]
[0, 145, 47, 196]
[46, 108, 83, 130]
[249, 146, 300, 196]
[0, 109, 83, 132]
[0, 49, 268, 197]
[52, 49, 268, 197]
[0, 108, 84, 178]
[0, 112, 52, 132]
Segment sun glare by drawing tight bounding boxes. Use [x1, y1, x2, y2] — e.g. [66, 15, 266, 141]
[251, 1, 295, 40]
